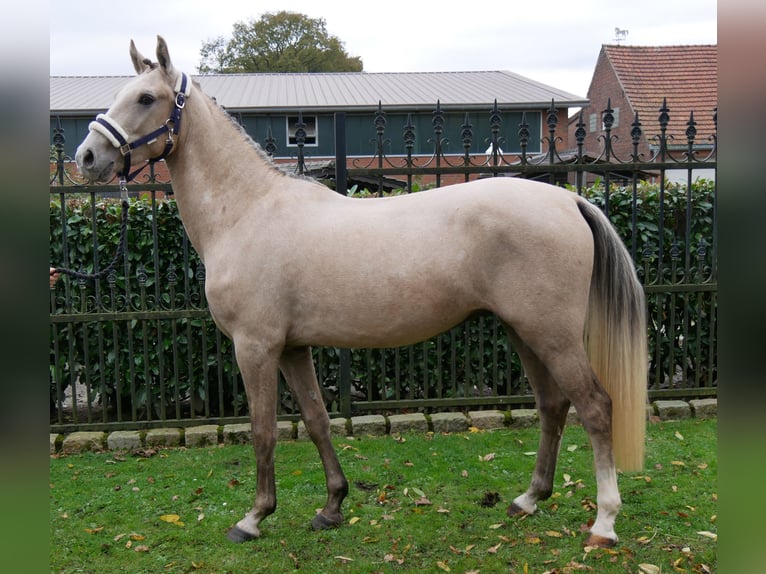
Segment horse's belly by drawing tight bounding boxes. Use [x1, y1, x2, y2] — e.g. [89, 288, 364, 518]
[287, 287, 477, 349]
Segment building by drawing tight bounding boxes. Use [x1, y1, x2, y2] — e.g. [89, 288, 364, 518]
[569, 44, 717, 183]
[51, 71, 587, 171]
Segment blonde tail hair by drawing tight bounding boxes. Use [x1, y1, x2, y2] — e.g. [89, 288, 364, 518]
[577, 197, 648, 472]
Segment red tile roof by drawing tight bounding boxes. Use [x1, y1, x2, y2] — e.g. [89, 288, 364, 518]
[603, 44, 717, 143]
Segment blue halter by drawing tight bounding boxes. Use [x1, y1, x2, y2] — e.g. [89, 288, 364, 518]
[88, 72, 191, 182]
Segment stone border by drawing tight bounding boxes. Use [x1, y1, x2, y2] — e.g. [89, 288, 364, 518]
[50, 398, 717, 455]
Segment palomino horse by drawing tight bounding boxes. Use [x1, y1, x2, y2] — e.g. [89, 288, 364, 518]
[75, 36, 647, 548]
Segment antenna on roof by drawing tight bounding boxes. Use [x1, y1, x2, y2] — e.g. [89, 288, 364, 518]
[614, 28, 629, 43]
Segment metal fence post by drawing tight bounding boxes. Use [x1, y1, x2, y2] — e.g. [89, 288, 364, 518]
[334, 112, 352, 418]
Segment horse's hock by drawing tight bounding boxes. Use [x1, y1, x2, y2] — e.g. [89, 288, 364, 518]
[50, 400, 716, 455]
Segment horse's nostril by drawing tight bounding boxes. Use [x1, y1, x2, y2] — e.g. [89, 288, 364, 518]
[82, 149, 95, 168]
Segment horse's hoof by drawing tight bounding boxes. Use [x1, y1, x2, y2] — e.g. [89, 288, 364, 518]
[311, 512, 342, 531]
[506, 503, 529, 517]
[226, 525, 259, 543]
[584, 533, 618, 548]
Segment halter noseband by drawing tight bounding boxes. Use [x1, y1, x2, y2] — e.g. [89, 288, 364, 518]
[88, 72, 191, 182]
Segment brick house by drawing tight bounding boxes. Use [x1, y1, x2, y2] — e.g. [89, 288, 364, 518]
[569, 44, 717, 182]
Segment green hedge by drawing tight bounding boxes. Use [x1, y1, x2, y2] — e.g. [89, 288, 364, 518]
[50, 180, 716, 420]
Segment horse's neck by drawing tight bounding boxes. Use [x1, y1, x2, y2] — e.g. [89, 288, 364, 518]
[165, 93, 281, 257]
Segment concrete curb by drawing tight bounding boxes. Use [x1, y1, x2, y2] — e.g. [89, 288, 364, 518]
[51, 398, 717, 454]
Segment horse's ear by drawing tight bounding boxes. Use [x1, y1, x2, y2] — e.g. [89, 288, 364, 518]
[129, 40, 149, 75]
[156, 35, 176, 76]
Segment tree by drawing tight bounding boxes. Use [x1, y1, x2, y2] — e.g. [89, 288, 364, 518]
[198, 11, 363, 74]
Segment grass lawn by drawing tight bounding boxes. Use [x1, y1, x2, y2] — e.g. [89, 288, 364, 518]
[50, 418, 716, 573]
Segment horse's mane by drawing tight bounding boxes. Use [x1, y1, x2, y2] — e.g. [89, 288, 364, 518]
[191, 77, 313, 182]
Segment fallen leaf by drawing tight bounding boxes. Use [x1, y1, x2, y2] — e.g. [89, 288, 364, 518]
[524, 452, 537, 456]
[436, 560, 451, 571]
[567, 444, 578, 452]
[670, 460, 686, 467]
[414, 497, 432, 506]
[545, 530, 563, 538]
[480, 452, 496, 462]
[334, 556, 353, 563]
[384, 554, 405, 565]
[487, 542, 503, 554]
[638, 564, 660, 574]
[489, 523, 504, 529]
[159, 514, 185, 526]
[349, 516, 360, 525]
[84, 526, 104, 534]
[674, 431, 684, 441]
[697, 530, 717, 540]
[134, 545, 150, 552]
[525, 536, 542, 544]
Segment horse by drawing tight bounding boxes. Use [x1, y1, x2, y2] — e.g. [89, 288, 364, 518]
[75, 36, 647, 548]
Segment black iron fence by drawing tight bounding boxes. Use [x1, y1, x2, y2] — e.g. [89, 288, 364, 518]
[49, 99, 717, 433]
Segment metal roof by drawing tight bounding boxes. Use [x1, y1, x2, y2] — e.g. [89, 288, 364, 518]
[50, 70, 588, 115]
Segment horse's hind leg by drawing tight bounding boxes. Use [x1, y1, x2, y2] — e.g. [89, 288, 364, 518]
[279, 346, 349, 530]
[519, 337, 621, 547]
[505, 332, 571, 517]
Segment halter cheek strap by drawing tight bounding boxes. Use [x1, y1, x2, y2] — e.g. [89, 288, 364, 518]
[88, 72, 191, 182]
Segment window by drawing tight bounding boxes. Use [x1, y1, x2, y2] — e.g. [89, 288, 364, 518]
[286, 115, 317, 146]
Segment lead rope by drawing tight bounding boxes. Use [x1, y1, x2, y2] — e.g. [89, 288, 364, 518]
[54, 179, 130, 281]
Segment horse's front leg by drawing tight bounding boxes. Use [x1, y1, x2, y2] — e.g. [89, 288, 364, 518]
[280, 346, 349, 530]
[226, 341, 281, 543]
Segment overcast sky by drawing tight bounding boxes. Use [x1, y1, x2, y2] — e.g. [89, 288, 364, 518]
[49, 0, 716, 98]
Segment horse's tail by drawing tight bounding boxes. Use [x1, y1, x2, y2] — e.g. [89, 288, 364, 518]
[576, 197, 647, 472]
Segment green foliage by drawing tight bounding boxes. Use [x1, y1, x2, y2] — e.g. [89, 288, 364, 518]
[50, 179, 716, 424]
[198, 11, 363, 74]
[50, 195, 240, 421]
[579, 179, 717, 391]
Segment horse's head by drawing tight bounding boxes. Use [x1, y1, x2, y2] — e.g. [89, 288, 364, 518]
[75, 35, 190, 182]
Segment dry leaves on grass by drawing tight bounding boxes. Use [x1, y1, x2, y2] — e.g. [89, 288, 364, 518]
[159, 513, 185, 527]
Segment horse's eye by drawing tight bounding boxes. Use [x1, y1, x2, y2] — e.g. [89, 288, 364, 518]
[138, 94, 155, 106]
